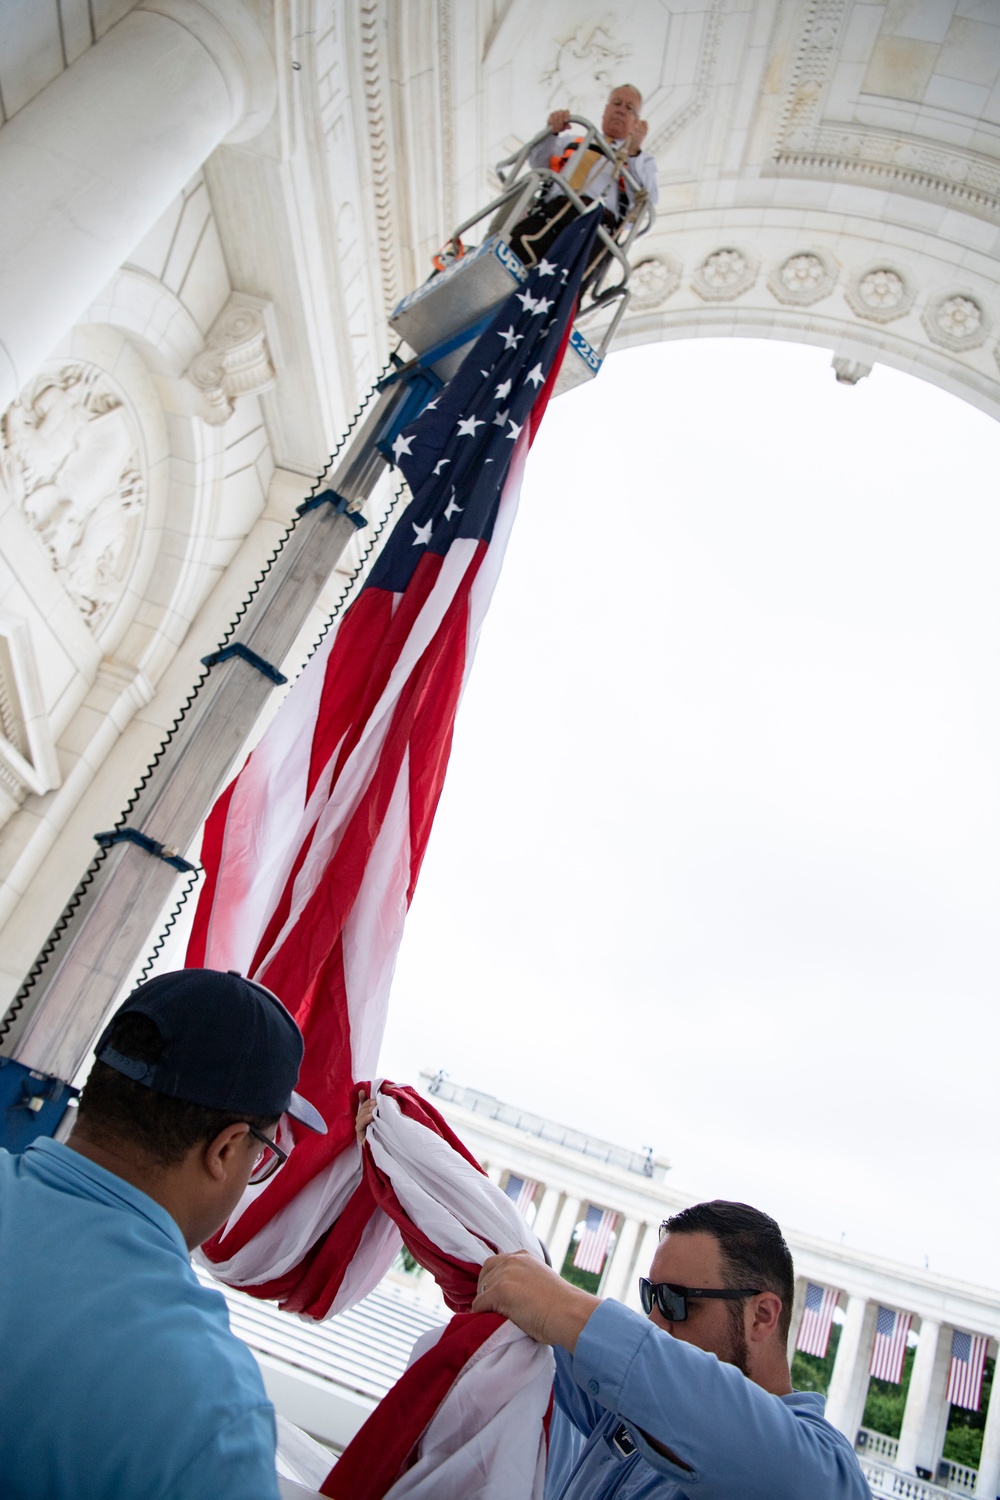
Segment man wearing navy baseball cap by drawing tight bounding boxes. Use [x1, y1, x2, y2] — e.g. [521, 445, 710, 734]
[0, 968, 326, 1500]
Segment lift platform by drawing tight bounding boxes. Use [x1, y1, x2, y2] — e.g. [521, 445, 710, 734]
[388, 116, 651, 395]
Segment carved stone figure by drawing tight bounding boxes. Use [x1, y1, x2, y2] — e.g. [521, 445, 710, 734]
[541, 21, 631, 116]
[0, 363, 145, 630]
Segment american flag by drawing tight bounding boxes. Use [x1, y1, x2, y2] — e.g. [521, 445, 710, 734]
[869, 1306, 912, 1384]
[573, 1204, 619, 1275]
[187, 210, 601, 1500]
[796, 1282, 840, 1359]
[947, 1330, 990, 1411]
[188, 206, 603, 1312]
[504, 1173, 539, 1219]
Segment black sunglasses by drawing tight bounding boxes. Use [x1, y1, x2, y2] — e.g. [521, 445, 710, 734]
[246, 1123, 289, 1185]
[638, 1278, 762, 1322]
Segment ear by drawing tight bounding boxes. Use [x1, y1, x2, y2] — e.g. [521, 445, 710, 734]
[202, 1122, 252, 1183]
[748, 1292, 784, 1343]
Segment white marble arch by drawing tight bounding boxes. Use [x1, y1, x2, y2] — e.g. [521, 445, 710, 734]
[372, 0, 1000, 424]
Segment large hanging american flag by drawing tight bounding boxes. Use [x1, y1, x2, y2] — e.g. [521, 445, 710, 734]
[869, 1306, 912, 1384]
[573, 1204, 619, 1274]
[186, 208, 603, 1498]
[796, 1282, 840, 1359]
[947, 1330, 990, 1411]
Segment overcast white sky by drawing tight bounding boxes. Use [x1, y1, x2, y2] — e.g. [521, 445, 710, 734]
[378, 336, 1000, 1290]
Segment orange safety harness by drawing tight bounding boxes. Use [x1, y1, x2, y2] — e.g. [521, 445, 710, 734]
[549, 136, 629, 223]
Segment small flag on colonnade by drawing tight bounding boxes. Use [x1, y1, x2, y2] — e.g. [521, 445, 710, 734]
[503, 1173, 539, 1218]
[573, 1205, 619, 1273]
[869, 1306, 912, 1384]
[947, 1330, 990, 1411]
[796, 1283, 840, 1359]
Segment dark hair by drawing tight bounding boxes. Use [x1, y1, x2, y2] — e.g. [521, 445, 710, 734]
[77, 1012, 278, 1170]
[663, 1200, 795, 1341]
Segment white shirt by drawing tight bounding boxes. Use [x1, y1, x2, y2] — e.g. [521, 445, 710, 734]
[527, 131, 659, 217]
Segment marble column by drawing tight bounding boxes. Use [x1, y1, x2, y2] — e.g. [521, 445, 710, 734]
[0, 0, 275, 407]
[548, 1195, 584, 1276]
[531, 1183, 562, 1251]
[786, 1278, 808, 1366]
[897, 1319, 946, 1475]
[628, 1221, 663, 1309]
[974, 1341, 1000, 1497]
[825, 1295, 877, 1442]
[602, 1215, 641, 1303]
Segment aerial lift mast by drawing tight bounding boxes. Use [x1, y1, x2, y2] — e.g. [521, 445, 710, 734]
[0, 121, 650, 1148]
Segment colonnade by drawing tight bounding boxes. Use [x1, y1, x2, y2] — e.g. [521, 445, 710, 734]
[479, 1155, 673, 1313]
[788, 1284, 1000, 1496]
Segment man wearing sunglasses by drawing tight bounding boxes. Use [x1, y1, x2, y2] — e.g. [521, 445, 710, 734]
[0, 967, 326, 1500]
[474, 1199, 870, 1498]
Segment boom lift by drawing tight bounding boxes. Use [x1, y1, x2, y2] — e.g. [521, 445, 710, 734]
[0, 119, 649, 1147]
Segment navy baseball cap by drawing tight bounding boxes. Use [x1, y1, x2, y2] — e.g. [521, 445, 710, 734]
[94, 968, 326, 1133]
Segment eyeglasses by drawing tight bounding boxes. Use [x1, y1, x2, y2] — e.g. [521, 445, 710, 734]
[246, 1123, 289, 1185]
[638, 1278, 762, 1322]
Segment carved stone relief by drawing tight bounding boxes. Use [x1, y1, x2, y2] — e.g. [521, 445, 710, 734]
[767, 0, 1000, 225]
[832, 358, 871, 386]
[0, 363, 145, 631]
[541, 21, 631, 116]
[921, 293, 989, 354]
[630, 254, 681, 309]
[188, 296, 276, 425]
[844, 266, 915, 324]
[767, 250, 837, 307]
[692, 248, 758, 303]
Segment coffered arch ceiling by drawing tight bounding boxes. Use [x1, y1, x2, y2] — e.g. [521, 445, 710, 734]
[348, 0, 1000, 418]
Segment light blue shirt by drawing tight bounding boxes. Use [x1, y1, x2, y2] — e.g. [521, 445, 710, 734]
[549, 1300, 872, 1499]
[0, 1138, 279, 1500]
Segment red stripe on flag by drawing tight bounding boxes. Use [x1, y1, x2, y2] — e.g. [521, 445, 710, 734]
[320, 1312, 507, 1500]
[185, 776, 239, 968]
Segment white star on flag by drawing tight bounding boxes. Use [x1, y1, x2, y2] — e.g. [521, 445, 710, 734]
[443, 490, 463, 520]
[498, 326, 523, 349]
[456, 415, 485, 437]
[531, 297, 553, 317]
[506, 420, 523, 441]
[494, 379, 512, 401]
[516, 290, 538, 313]
[392, 433, 414, 461]
[424, 398, 439, 411]
[536, 258, 557, 277]
[525, 363, 544, 388]
[432, 459, 451, 476]
[412, 519, 433, 546]
[492, 408, 509, 427]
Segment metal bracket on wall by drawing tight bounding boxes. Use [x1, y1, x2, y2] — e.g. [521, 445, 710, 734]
[93, 827, 198, 874]
[297, 488, 368, 526]
[200, 641, 288, 685]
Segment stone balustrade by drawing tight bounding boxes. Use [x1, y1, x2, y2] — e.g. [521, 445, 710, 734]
[861, 1458, 952, 1498]
[860, 1428, 900, 1463]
